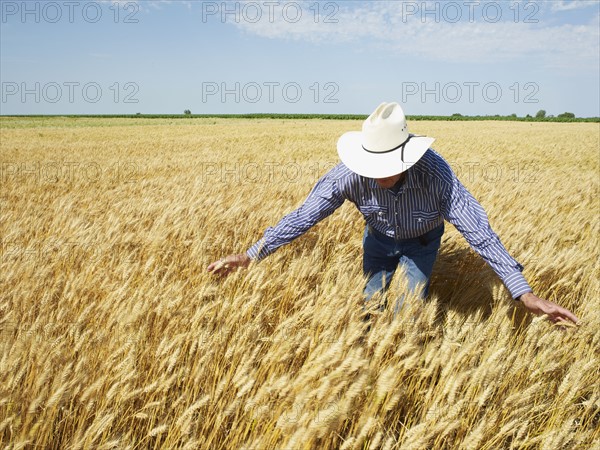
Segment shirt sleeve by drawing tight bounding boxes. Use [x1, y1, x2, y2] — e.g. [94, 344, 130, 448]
[439, 161, 532, 300]
[246, 168, 345, 261]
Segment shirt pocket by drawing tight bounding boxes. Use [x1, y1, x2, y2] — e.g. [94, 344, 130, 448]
[412, 209, 440, 224]
[358, 204, 389, 222]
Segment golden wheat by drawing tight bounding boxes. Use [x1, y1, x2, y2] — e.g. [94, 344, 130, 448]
[0, 117, 598, 449]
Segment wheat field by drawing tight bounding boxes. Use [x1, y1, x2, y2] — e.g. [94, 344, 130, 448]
[0, 117, 598, 449]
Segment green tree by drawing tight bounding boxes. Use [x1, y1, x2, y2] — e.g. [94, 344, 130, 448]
[558, 112, 575, 119]
[184, 109, 191, 115]
[535, 109, 546, 118]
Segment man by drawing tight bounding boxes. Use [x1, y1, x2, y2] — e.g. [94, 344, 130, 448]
[208, 102, 579, 325]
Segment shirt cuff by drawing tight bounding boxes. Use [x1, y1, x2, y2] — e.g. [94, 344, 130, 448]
[502, 268, 533, 300]
[246, 239, 269, 261]
[246, 249, 257, 261]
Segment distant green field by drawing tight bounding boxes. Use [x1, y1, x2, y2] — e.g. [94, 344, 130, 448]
[2, 113, 598, 122]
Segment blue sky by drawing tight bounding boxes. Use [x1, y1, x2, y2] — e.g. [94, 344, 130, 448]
[1, 0, 599, 116]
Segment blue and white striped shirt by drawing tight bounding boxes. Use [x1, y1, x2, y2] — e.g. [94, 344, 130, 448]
[247, 149, 532, 299]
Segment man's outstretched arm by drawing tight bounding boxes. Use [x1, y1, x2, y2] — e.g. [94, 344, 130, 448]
[438, 159, 579, 324]
[208, 165, 346, 276]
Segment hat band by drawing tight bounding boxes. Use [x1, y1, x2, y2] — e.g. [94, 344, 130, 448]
[362, 134, 422, 162]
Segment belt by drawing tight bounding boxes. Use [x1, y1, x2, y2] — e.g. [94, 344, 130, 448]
[367, 223, 442, 246]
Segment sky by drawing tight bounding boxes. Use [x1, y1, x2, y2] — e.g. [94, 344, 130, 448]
[1, 0, 599, 116]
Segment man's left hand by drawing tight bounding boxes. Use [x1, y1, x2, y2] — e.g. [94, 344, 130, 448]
[518, 292, 579, 325]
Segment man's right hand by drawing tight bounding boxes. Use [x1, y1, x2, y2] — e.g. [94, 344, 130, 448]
[207, 253, 252, 277]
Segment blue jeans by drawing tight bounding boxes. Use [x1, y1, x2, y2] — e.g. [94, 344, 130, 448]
[362, 222, 444, 315]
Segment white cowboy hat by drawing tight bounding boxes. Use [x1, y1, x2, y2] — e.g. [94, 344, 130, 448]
[337, 102, 435, 178]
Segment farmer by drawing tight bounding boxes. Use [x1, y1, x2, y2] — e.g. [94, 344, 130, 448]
[208, 102, 579, 325]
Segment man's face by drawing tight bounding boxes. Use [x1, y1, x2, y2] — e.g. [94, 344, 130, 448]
[375, 172, 404, 189]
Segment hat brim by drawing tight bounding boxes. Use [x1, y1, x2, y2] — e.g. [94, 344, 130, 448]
[336, 131, 435, 178]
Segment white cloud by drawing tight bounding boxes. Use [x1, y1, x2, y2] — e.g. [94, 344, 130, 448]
[146, 1, 174, 11]
[549, 1, 599, 12]
[230, 1, 599, 70]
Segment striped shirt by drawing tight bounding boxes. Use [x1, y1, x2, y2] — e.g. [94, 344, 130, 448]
[247, 148, 532, 299]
